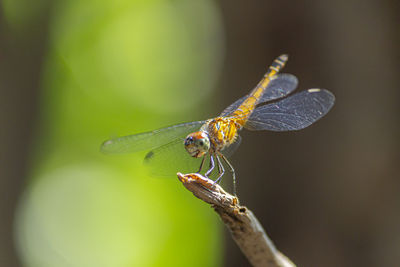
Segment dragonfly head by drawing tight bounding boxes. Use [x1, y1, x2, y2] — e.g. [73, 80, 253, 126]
[184, 131, 210, 158]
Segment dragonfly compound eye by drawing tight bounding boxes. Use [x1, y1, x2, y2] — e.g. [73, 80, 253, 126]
[184, 131, 210, 158]
[195, 137, 210, 152]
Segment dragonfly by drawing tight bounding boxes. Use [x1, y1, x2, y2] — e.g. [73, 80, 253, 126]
[101, 55, 335, 195]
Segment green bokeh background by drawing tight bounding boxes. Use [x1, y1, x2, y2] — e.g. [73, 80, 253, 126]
[4, 1, 400, 266]
[4, 0, 225, 266]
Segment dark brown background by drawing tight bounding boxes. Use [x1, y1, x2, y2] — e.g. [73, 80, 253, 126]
[218, 1, 400, 266]
[1, 0, 399, 266]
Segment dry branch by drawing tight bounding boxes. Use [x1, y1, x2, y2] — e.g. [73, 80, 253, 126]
[177, 172, 296, 267]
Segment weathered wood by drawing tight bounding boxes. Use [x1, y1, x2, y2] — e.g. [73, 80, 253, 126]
[177, 173, 295, 267]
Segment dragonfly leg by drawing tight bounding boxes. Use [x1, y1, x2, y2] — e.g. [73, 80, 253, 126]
[220, 153, 237, 196]
[214, 155, 225, 184]
[197, 156, 206, 173]
[205, 154, 215, 177]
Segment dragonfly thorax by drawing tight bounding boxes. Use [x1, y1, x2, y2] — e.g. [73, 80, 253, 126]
[184, 131, 211, 158]
[203, 117, 241, 152]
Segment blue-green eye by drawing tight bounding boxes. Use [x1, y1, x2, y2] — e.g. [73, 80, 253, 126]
[195, 138, 210, 150]
[184, 131, 210, 158]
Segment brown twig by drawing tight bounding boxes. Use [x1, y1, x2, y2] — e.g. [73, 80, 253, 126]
[177, 172, 296, 267]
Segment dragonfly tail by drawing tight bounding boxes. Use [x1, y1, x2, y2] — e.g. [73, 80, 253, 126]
[230, 54, 290, 126]
[265, 54, 288, 78]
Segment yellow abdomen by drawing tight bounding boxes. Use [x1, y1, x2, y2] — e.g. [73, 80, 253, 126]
[231, 54, 288, 126]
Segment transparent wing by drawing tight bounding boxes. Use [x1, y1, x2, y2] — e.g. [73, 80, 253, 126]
[244, 89, 335, 131]
[101, 121, 205, 154]
[220, 74, 298, 116]
[144, 137, 203, 177]
[144, 135, 241, 178]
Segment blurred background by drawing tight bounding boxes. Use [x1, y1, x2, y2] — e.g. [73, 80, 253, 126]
[1, 0, 399, 266]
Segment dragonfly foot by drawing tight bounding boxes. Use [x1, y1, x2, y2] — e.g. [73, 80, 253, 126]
[214, 177, 222, 184]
